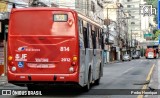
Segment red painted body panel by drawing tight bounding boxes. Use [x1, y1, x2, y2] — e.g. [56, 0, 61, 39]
[7, 8, 79, 83]
[8, 71, 78, 82]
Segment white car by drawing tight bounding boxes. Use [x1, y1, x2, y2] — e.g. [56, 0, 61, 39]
[122, 54, 131, 61]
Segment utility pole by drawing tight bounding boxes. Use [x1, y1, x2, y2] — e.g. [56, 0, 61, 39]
[131, 29, 132, 56]
[107, 7, 109, 44]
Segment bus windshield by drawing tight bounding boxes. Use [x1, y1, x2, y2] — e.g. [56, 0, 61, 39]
[10, 11, 75, 36]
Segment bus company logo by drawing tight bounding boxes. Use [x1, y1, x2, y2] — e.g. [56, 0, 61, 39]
[17, 46, 27, 52]
[16, 46, 40, 52]
[15, 54, 27, 62]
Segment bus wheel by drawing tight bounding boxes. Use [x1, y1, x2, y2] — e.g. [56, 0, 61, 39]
[83, 69, 91, 92]
[95, 65, 101, 85]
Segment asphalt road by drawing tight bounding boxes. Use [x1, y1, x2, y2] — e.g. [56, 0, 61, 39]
[0, 58, 158, 98]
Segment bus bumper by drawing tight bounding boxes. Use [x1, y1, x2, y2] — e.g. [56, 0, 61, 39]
[8, 71, 79, 83]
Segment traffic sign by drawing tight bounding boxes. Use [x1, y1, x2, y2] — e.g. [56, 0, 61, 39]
[144, 33, 152, 38]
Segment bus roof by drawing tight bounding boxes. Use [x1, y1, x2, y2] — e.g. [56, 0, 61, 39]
[11, 7, 76, 12]
[11, 7, 102, 28]
[78, 13, 102, 28]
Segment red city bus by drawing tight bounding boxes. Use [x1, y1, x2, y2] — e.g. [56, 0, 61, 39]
[145, 48, 157, 59]
[7, 8, 104, 91]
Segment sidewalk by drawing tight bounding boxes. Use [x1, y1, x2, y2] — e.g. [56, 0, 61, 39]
[0, 75, 7, 86]
[148, 59, 160, 90]
[107, 60, 122, 64]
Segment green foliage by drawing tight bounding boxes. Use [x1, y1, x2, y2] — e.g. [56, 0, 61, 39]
[152, 0, 157, 8]
[153, 30, 160, 40]
[146, 0, 157, 8]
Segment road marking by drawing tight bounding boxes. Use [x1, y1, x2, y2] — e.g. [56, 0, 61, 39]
[137, 64, 155, 98]
[122, 67, 134, 74]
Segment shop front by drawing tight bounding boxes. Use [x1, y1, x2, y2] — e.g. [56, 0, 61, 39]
[0, 15, 9, 76]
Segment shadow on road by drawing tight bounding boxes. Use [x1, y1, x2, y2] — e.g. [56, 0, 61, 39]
[13, 85, 89, 97]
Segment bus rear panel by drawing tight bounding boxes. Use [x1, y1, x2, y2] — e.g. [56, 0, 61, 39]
[8, 8, 79, 84]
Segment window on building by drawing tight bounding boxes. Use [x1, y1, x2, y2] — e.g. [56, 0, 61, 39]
[91, 1, 95, 13]
[127, 5, 134, 8]
[131, 16, 135, 18]
[131, 22, 135, 25]
[127, 0, 132, 2]
[76, 0, 80, 8]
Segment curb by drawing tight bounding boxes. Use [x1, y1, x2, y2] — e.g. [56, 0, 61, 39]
[0, 76, 7, 86]
[107, 61, 122, 64]
[0, 81, 7, 86]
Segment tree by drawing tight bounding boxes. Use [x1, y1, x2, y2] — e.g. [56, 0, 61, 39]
[153, 30, 160, 40]
[146, 0, 157, 8]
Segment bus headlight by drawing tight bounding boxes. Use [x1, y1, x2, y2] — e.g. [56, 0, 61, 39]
[12, 66, 16, 72]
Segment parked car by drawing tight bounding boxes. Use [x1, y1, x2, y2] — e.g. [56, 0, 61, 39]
[132, 54, 140, 59]
[122, 54, 131, 61]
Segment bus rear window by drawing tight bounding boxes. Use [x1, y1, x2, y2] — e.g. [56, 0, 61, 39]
[53, 14, 68, 22]
[10, 11, 75, 36]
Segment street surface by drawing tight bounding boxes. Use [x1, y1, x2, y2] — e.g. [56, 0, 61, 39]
[0, 58, 158, 98]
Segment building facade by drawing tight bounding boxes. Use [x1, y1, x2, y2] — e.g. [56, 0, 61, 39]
[51, 0, 104, 25]
[103, 1, 128, 62]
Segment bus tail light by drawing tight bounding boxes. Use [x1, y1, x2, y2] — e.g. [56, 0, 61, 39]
[71, 62, 76, 66]
[71, 56, 77, 66]
[72, 56, 77, 61]
[10, 61, 15, 66]
[8, 56, 13, 61]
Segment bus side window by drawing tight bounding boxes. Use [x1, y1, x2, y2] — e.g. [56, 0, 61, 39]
[96, 28, 100, 49]
[78, 19, 84, 48]
[92, 30, 96, 49]
[83, 27, 88, 48]
[88, 23, 93, 49]
[100, 29, 104, 49]
[98, 29, 102, 49]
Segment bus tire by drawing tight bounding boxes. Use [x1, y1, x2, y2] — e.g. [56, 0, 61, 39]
[95, 65, 101, 85]
[83, 68, 91, 92]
